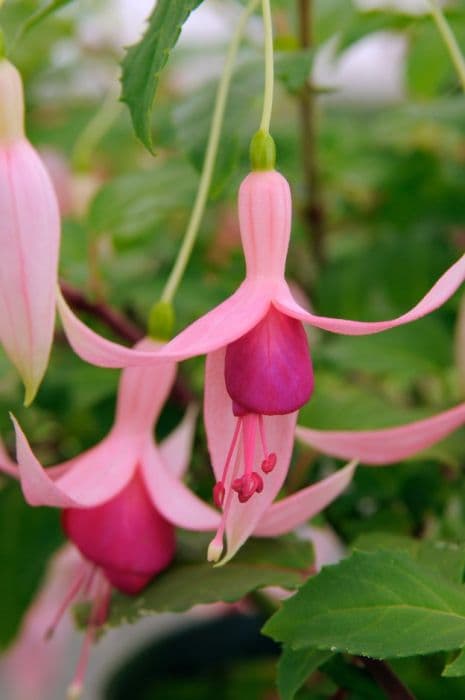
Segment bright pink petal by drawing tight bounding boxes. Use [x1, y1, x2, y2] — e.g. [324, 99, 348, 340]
[0, 140, 60, 404]
[140, 442, 220, 531]
[113, 337, 177, 435]
[254, 461, 356, 537]
[159, 404, 198, 478]
[274, 253, 465, 335]
[57, 281, 271, 366]
[12, 416, 138, 507]
[295, 403, 465, 465]
[204, 348, 297, 563]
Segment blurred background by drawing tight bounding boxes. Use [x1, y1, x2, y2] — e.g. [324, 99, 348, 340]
[2, 0, 465, 697]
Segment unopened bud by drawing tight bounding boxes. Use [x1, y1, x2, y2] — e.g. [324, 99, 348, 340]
[0, 59, 24, 142]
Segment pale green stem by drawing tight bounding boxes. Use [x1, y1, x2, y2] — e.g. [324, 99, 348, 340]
[428, 0, 465, 93]
[259, 0, 274, 133]
[160, 0, 259, 304]
[71, 89, 122, 172]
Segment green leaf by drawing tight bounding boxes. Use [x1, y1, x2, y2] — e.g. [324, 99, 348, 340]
[17, 0, 75, 38]
[0, 482, 62, 649]
[354, 533, 465, 585]
[121, 0, 205, 151]
[87, 159, 197, 242]
[106, 534, 313, 629]
[263, 550, 465, 659]
[277, 647, 332, 700]
[443, 648, 465, 677]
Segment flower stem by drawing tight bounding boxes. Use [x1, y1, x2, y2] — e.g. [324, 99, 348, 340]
[428, 0, 465, 93]
[160, 0, 259, 305]
[259, 0, 274, 134]
[71, 89, 121, 172]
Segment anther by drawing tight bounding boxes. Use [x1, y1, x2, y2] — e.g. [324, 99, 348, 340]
[261, 452, 277, 474]
[213, 482, 225, 508]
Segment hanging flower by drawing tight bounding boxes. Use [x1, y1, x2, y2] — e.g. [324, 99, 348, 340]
[0, 59, 60, 404]
[5, 339, 200, 695]
[56, 168, 465, 560]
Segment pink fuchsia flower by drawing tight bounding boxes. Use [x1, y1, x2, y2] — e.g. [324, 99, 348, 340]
[5, 340, 198, 695]
[0, 59, 60, 405]
[295, 402, 465, 466]
[57, 169, 465, 560]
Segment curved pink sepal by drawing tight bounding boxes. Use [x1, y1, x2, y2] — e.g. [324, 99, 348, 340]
[58, 282, 271, 368]
[274, 253, 465, 335]
[12, 415, 138, 507]
[159, 404, 198, 478]
[0, 438, 19, 479]
[296, 403, 465, 465]
[57, 290, 161, 368]
[141, 442, 220, 531]
[254, 461, 356, 537]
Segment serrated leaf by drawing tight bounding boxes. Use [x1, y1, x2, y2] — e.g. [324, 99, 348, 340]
[105, 535, 313, 630]
[121, 0, 205, 151]
[264, 550, 465, 659]
[277, 646, 332, 700]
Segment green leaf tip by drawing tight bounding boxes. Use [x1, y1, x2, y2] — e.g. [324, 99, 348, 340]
[148, 300, 175, 341]
[0, 29, 5, 60]
[249, 129, 276, 171]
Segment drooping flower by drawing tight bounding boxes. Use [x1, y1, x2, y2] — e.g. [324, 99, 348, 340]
[6, 339, 199, 695]
[56, 168, 465, 560]
[0, 59, 60, 404]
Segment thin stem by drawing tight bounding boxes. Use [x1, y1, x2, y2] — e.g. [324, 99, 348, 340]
[428, 0, 465, 93]
[260, 0, 274, 133]
[160, 0, 259, 304]
[71, 89, 121, 172]
[298, 0, 326, 267]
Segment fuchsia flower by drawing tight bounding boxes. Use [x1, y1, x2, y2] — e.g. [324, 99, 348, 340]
[0, 59, 60, 405]
[4, 340, 198, 695]
[57, 168, 465, 561]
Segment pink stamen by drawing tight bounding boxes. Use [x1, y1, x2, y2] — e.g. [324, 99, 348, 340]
[212, 417, 242, 508]
[67, 572, 111, 699]
[45, 564, 90, 640]
[259, 415, 277, 473]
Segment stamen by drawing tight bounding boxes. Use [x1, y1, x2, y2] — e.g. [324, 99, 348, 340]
[208, 450, 241, 562]
[212, 417, 242, 508]
[66, 572, 110, 700]
[45, 565, 90, 640]
[259, 415, 277, 474]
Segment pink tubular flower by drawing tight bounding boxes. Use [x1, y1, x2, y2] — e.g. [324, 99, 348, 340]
[4, 339, 200, 695]
[56, 168, 465, 561]
[0, 59, 60, 404]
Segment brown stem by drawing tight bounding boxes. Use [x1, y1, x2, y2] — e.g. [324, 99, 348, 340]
[356, 658, 417, 700]
[297, 0, 326, 268]
[60, 279, 143, 344]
